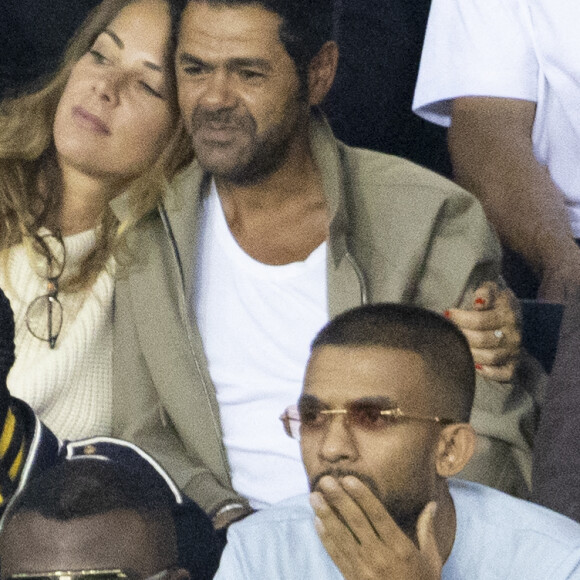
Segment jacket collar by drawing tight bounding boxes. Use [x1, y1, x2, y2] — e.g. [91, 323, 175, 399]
[110, 111, 361, 307]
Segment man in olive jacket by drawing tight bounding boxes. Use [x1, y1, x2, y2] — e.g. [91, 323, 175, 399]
[111, 0, 532, 528]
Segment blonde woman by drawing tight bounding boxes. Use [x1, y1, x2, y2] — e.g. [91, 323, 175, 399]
[0, 0, 191, 440]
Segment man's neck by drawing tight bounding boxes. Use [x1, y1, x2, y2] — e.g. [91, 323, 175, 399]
[433, 486, 457, 565]
[215, 138, 329, 265]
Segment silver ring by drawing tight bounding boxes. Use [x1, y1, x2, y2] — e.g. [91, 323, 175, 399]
[494, 329, 504, 344]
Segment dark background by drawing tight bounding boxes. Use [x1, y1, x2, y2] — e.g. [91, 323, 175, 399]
[0, 0, 101, 96]
[0, 0, 450, 176]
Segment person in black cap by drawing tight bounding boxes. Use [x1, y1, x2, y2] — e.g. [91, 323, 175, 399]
[0, 288, 222, 578]
[0, 460, 192, 580]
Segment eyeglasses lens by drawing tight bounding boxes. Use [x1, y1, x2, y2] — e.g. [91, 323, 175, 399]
[25, 294, 63, 346]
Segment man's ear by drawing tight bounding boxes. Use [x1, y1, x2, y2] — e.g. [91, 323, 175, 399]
[435, 423, 476, 477]
[308, 40, 339, 106]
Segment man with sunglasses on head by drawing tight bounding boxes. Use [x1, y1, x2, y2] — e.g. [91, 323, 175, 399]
[0, 460, 191, 580]
[215, 303, 580, 580]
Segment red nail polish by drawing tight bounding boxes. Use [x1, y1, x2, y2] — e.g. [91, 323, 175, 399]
[475, 364, 483, 370]
[474, 297, 486, 306]
[443, 310, 451, 318]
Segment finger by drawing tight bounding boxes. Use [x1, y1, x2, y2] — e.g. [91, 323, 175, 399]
[445, 307, 503, 331]
[460, 327, 520, 351]
[316, 476, 384, 544]
[470, 345, 517, 367]
[475, 361, 516, 383]
[310, 491, 361, 559]
[416, 502, 443, 574]
[312, 511, 358, 578]
[472, 281, 499, 311]
[340, 476, 412, 545]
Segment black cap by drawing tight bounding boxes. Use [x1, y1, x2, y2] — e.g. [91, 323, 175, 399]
[0, 288, 15, 381]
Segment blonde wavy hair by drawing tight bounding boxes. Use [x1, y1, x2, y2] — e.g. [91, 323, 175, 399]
[0, 0, 192, 291]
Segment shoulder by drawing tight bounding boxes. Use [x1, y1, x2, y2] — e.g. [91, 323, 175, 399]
[336, 142, 495, 252]
[165, 159, 205, 205]
[338, 142, 477, 212]
[448, 479, 580, 575]
[230, 494, 314, 533]
[225, 494, 319, 554]
[217, 495, 339, 579]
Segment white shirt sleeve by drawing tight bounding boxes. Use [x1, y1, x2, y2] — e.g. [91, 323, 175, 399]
[412, 0, 539, 126]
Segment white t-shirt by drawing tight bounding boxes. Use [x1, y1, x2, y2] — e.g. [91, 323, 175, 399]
[413, 0, 580, 235]
[194, 182, 329, 509]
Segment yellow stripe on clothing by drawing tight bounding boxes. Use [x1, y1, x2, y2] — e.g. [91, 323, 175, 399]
[0, 408, 16, 457]
[8, 441, 24, 480]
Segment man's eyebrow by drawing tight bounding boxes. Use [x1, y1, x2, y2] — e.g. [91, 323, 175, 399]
[177, 53, 272, 71]
[228, 57, 272, 71]
[298, 394, 399, 409]
[298, 394, 334, 411]
[355, 396, 398, 409]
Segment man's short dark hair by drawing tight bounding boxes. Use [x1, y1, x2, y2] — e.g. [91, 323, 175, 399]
[311, 303, 476, 422]
[3, 458, 221, 578]
[189, 0, 334, 80]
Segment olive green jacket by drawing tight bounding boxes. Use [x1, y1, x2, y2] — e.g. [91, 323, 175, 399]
[111, 115, 535, 515]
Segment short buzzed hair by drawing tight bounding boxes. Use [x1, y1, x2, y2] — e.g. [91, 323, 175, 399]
[311, 303, 476, 422]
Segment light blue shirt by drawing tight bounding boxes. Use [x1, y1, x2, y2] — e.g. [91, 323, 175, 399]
[215, 479, 580, 579]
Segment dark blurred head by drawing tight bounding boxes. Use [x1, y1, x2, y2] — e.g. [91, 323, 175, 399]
[0, 458, 219, 579]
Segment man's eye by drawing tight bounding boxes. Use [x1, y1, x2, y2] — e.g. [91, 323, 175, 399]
[351, 405, 395, 429]
[182, 65, 203, 76]
[300, 407, 324, 428]
[239, 70, 264, 81]
[89, 49, 107, 64]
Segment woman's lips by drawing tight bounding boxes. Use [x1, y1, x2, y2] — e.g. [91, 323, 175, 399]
[72, 106, 110, 135]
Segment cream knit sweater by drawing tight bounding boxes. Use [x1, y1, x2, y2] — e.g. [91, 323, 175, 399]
[1, 230, 114, 440]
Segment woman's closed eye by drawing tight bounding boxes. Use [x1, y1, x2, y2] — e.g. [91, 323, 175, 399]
[89, 49, 108, 65]
[138, 79, 164, 99]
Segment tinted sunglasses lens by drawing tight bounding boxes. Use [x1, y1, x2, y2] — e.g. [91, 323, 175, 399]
[348, 401, 396, 430]
[281, 407, 300, 438]
[9, 573, 127, 580]
[298, 399, 324, 428]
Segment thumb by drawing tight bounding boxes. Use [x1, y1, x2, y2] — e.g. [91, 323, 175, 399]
[416, 502, 442, 573]
[472, 281, 497, 311]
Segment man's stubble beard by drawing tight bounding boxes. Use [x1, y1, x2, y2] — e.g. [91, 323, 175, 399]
[188, 101, 306, 186]
[309, 469, 430, 545]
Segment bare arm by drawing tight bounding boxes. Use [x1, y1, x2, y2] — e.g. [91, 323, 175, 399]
[449, 96, 580, 302]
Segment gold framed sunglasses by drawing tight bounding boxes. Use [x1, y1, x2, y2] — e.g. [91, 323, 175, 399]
[280, 395, 455, 440]
[25, 231, 66, 349]
[8, 568, 170, 580]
